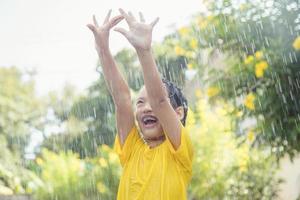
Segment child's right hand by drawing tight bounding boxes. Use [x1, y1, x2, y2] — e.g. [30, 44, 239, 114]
[87, 10, 124, 52]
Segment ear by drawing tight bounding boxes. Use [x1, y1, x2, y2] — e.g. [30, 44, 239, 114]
[175, 106, 184, 121]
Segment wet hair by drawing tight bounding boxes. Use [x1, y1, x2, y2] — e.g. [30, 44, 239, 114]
[162, 79, 188, 126]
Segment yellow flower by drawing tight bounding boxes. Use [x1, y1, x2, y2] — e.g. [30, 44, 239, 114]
[198, 19, 208, 29]
[108, 152, 118, 164]
[292, 36, 300, 50]
[238, 146, 249, 172]
[238, 159, 248, 172]
[206, 87, 220, 97]
[42, 171, 50, 180]
[216, 107, 227, 116]
[255, 61, 268, 78]
[255, 67, 264, 78]
[101, 144, 110, 152]
[189, 38, 198, 49]
[244, 93, 255, 110]
[236, 110, 243, 117]
[247, 130, 255, 142]
[256, 60, 268, 70]
[187, 63, 194, 69]
[99, 157, 108, 168]
[186, 108, 196, 128]
[207, 15, 214, 21]
[195, 89, 202, 98]
[254, 51, 263, 59]
[174, 45, 185, 56]
[97, 182, 107, 194]
[178, 27, 189, 37]
[36, 157, 44, 166]
[25, 186, 33, 194]
[244, 55, 254, 65]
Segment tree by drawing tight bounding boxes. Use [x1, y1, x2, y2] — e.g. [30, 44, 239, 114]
[0, 66, 45, 195]
[150, 0, 300, 159]
[41, 80, 115, 158]
[201, 0, 300, 159]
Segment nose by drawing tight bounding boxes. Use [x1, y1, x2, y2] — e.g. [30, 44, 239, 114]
[143, 102, 152, 113]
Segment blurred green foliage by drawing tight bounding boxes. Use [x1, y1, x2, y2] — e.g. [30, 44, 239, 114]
[2, 0, 300, 198]
[188, 98, 282, 199]
[0, 67, 45, 195]
[203, 0, 300, 159]
[0, 66, 282, 199]
[0, 67, 45, 156]
[42, 79, 116, 158]
[152, 0, 300, 159]
[33, 145, 120, 200]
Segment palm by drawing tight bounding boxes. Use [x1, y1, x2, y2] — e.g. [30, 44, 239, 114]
[114, 9, 159, 51]
[128, 22, 152, 49]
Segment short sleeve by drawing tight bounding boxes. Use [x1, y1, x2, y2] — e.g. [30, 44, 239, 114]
[113, 125, 140, 167]
[165, 123, 194, 173]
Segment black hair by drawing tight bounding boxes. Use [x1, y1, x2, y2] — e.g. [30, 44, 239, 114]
[162, 79, 188, 126]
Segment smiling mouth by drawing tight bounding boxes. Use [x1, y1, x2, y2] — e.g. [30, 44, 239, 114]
[142, 115, 158, 128]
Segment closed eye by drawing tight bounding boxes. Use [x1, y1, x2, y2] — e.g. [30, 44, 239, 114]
[136, 100, 144, 105]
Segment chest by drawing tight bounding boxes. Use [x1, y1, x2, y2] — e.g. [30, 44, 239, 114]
[126, 145, 180, 181]
[120, 146, 186, 199]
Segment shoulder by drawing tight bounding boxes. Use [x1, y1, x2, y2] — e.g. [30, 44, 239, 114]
[113, 124, 144, 166]
[165, 123, 194, 158]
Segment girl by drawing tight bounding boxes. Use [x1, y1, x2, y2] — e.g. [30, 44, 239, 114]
[87, 9, 193, 200]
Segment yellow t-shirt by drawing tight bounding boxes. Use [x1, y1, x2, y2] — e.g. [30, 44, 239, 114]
[113, 123, 194, 200]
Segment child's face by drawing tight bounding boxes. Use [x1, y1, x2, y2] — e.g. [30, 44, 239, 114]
[135, 86, 164, 139]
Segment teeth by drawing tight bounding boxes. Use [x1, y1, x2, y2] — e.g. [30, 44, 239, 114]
[142, 116, 157, 123]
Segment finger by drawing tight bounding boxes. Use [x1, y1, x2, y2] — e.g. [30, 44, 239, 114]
[118, 8, 132, 25]
[111, 15, 124, 23]
[139, 12, 145, 23]
[93, 15, 99, 27]
[150, 17, 159, 28]
[87, 24, 96, 34]
[103, 9, 112, 24]
[109, 15, 124, 28]
[114, 27, 129, 38]
[128, 11, 137, 21]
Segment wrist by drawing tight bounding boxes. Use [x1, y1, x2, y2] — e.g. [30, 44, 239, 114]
[95, 38, 109, 52]
[96, 46, 111, 58]
[136, 47, 152, 57]
[96, 43, 110, 53]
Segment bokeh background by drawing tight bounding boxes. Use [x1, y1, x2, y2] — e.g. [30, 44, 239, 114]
[1, 0, 300, 199]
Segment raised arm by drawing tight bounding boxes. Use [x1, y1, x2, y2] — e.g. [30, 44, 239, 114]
[87, 10, 134, 146]
[114, 9, 182, 149]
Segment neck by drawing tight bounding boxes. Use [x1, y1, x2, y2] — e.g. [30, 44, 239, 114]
[144, 135, 166, 148]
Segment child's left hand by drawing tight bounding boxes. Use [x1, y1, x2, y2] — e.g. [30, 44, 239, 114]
[114, 8, 159, 51]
